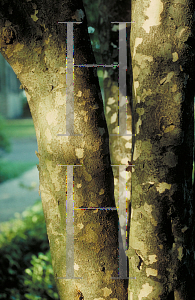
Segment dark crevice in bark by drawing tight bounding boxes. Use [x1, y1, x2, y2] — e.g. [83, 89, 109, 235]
[136, 252, 143, 271]
[167, 291, 174, 300]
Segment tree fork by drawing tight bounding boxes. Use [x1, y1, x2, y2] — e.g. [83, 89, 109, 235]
[0, 0, 129, 299]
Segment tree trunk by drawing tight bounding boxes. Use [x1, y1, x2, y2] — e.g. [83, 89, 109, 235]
[0, 1, 128, 299]
[97, 0, 133, 250]
[128, 0, 195, 298]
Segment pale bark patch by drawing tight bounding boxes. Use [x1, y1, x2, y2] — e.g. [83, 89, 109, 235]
[141, 181, 155, 186]
[110, 113, 117, 124]
[74, 263, 80, 270]
[130, 291, 133, 300]
[76, 90, 82, 97]
[46, 109, 58, 126]
[138, 282, 153, 299]
[55, 91, 66, 106]
[181, 225, 188, 233]
[142, 0, 163, 33]
[77, 223, 84, 230]
[59, 67, 66, 74]
[107, 97, 115, 105]
[164, 125, 175, 133]
[176, 26, 190, 39]
[156, 182, 171, 193]
[75, 148, 84, 159]
[121, 157, 129, 165]
[146, 268, 158, 277]
[111, 126, 119, 134]
[31, 10, 38, 22]
[134, 81, 139, 97]
[177, 246, 183, 261]
[133, 65, 140, 79]
[136, 118, 142, 134]
[126, 191, 130, 199]
[99, 188, 104, 195]
[106, 106, 111, 114]
[114, 178, 118, 185]
[148, 254, 157, 264]
[172, 52, 178, 62]
[122, 135, 132, 141]
[125, 142, 132, 148]
[102, 287, 112, 297]
[133, 38, 143, 58]
[44, 37, 50, 45]
[137, 96, 141, 103]
[160, 71, 175, 85]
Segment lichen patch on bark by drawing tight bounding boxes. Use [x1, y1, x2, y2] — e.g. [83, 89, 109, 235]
[102, 287, 112, 297]
[142, 0, 163, 33]
[138, 283, 153, 299]
[172, 52, 178, 62]
[146, 268, 158, 277]
[156, 182, 171, 193]
[46, 109, 58, 126]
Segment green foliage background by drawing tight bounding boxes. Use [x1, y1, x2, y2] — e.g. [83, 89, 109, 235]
[0, 200, 59, 300]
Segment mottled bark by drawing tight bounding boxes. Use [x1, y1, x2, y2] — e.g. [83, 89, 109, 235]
[0, 1, 128, 299]
[128, 0, 195, 298]
[97, 0, 133, 248]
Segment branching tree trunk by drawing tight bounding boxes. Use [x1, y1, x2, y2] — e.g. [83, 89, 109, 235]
[0, 0, 195, 299]
[128, 0, 195, 298]
[0, 1, 128, 299]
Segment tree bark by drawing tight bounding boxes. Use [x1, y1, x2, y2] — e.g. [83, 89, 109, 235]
[97, 0, 133, 249]
[0, 1, 128, 299]
[128, 0, 195, 298]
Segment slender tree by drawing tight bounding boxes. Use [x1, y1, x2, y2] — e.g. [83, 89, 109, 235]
[128, 0, 195, 298]
[0, 0, 128, 299]
[97, 0, 133, 246]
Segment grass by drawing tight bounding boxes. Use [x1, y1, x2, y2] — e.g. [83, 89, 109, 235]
[3, 118, 36, 139]
[0, 159, 37, 184]
[0, 118, 37, 183]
